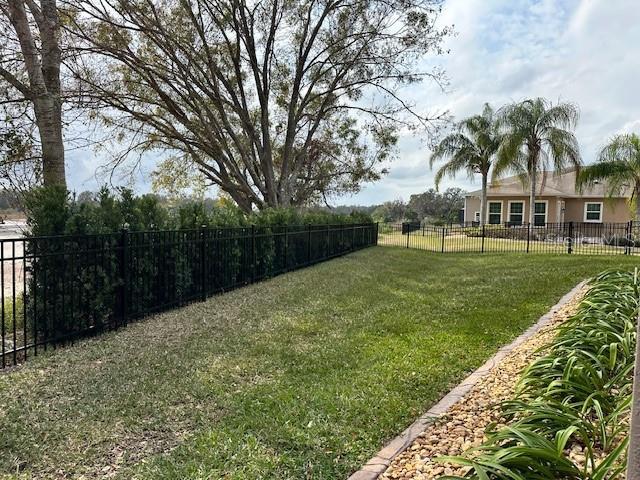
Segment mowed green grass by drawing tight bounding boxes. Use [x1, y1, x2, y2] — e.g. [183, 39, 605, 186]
[379, 232, 632, 254]
[0, 248, 637, 479]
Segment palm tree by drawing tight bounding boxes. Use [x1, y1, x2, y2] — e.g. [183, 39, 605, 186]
[429, 104, 500, 226]
[493, 98, 582, 225]
[576, 133, 640, 221]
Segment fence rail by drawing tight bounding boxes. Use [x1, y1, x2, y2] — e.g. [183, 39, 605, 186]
[379, 221, 640, 255]
[1, 222, 377, 369]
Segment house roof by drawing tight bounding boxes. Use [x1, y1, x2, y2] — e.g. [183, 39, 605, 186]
[466, 170, 632, 198]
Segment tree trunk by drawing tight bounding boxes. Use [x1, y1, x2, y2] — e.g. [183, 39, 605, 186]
[529, 168, 537, 226]
[5, 0, 67, 188]
[627, 273, 640, 480]
[480, 173, 488, 226]
[34, 96, 66, 186]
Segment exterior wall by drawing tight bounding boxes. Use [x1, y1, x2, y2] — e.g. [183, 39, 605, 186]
[464, 195, 632, 224]
[464, 196, 481, 222]
[464, 196, 560, 223]
[563, 198, 631, 223]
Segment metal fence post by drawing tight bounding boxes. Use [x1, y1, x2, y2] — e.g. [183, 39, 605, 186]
[626, 221, 632, 255]
[441, 227, 445, 253]
[284, 225, 288, 271]
[251, 224, 256, 281]
[526, 223, 531, 253]
[481, 224, 485, 253]
[406, 226, 410, 249]
[325, 224, 330, 258]
[375, 222, 379, 246]
[200, 225, 207, 300]
[567, 221, 574, 254]
[351, 222, 356, 251]
[118, 226, 129, 326]
[307, 224, 312, 264]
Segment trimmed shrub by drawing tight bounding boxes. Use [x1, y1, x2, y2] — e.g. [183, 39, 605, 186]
[22, 187, 373, 341]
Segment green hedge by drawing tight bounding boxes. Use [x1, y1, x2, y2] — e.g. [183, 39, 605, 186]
[21, 186, 374, 343]
[23, 186, 373, 236]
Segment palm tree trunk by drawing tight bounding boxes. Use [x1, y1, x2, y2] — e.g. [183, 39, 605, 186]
[480, 173, 488, 226]
[529, 168, 537, 226]
[635, 183, 640, 223]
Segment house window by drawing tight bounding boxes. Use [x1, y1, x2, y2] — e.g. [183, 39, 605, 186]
[584, 202, 603, 223]
[508, 201, 524, 225]
[474, 211, 480, 222]
[487, 202, 502, 224]
[534, 201, 547, 226]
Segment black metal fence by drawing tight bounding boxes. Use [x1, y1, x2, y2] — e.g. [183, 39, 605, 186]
[379, 221, 640, 255]
[1, 223, 377, 368]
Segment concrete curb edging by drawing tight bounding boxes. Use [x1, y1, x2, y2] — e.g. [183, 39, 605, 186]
[347, 280, 588, 480]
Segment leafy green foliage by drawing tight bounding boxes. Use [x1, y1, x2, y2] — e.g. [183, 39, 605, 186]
[442, 270, 638, 479]
[371, 188, 464, 224]
[21, 186, 373, 341]
[576, 133, 640, 220]
[23, 187, 373, 235]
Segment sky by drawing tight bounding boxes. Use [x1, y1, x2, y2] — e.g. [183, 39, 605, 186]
[65, 0, 640, 206]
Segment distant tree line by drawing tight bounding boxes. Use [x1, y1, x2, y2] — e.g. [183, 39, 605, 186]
[0, 189, 23, 211]
[370, 187, 465, 224]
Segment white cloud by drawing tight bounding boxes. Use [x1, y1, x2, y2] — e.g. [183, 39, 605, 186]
[343, 0, 640, 205]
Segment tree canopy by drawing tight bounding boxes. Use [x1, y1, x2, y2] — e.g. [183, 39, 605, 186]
[67, 0, 450, 211]
[494, 98, 581, 224]
[577, 133, 640, 220]
[371, 187, 464, 223]
[430, 103, 499, 225]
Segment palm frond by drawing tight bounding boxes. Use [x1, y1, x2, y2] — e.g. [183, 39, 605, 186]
[576, 161, 632, 196]
[429, 133, 477, 168]
[598, 133, 640, 166]
[495, 98, 582, 184]
[545, 127, 581, 172]
[434, 150, 477, 188]
[576, 134, 640, 196]
[493, 131, 527, 182]
[539, 101, 580, 132]
[429, 107, 500, 189]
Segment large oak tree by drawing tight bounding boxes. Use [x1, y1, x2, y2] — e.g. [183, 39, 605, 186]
[68, 0, 449, 211]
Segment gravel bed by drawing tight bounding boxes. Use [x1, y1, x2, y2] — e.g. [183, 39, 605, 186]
[381, 285, 587, 480]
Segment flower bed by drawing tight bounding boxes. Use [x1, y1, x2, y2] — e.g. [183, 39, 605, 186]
[383, 269, 638, 479]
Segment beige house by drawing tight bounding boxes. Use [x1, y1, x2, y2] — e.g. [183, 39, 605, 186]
[464, 170, 632, 225]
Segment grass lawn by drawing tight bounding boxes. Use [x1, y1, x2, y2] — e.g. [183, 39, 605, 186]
[0, 247, 638, 479]
[378, 231, 632, 254]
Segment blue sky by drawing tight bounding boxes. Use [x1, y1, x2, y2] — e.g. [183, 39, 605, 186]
[66, 0, 640, 206]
